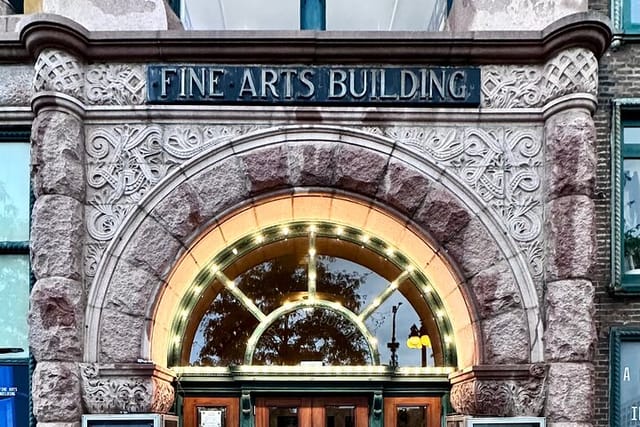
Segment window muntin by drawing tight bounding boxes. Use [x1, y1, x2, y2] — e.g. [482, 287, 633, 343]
[176, 0, 449, 31]
[178, 223, 453, 368]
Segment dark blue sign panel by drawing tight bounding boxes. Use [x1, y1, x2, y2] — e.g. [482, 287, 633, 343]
[0, 365, 29, 427]
[147, 65, 480, 106]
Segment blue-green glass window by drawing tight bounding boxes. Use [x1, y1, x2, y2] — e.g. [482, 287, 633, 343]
[622, 122, 640, 289]
[172, 0, 451, 31]
[610, 328, 640, 427]
[0, 130, 31, 427]
[623, 0, 640, 32]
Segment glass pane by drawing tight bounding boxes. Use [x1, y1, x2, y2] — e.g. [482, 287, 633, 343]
[189, 290, 260, 366]
[198, 406, 226, 427]
[326, 0, 440, 30]
[269, 407, 298, 427]
[0, 365, 30, 427]
[624, 159, 640, 275]
[253, 307, 372, 366]
[631, 1, 640, 25]
[237, 255, 308, 315]
[326, 405, 355, 427]
[180, 0, 299, 30]
[0, 143, 29, 242]
[0, 256, 29, 360]
[397, 406, 426, 427]
[624, 126, 640, 145]
[620, 341, 640, 426]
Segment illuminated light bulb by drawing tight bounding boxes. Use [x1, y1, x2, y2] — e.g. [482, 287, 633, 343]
[390, 280, 399, 289]
[309, 271, 317, 281]
[226, 280, 236, 288]
[385, 247, 394, 257]
[232, 248, 238, 255]
[444, 335, 453, 345]
[423, 285, 432, 293]
[181, 310, 189, 319]
[405, 264, 415, 273]
[308, 224, 317, 233]
[173, 335, 181, 344]
[210, 264, 219, 274]
[254, 235, 264, 244]
[309, 248, 317, 256]
[370, 337, 378, 347]
[193, 285, 202, 293]
[281, 226, 290, 236]
[361, 234, 370, 243]
[335, 226, 344, 236]
[372, 298, 381, 307]
[436, 310, 445, 319]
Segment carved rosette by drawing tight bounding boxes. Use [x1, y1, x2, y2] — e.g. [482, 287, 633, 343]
[482, 47, 598, 109]
[449, 364, 547, 417]
[33, 48, 84, 99]
[80, 363, 175, 414]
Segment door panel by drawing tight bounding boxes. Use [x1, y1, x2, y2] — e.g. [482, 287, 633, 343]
[184, 397, 239, 427]
[256, 397, 367, 427]
[383, 397, 441, 427]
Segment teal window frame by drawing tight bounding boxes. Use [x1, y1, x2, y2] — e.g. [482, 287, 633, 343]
[611, 101, 640, 293]
[610, 327, 640, 427]
[0, 127, 33, 427]
[612, 0, 640, 35]
[623, 0, 640, 33]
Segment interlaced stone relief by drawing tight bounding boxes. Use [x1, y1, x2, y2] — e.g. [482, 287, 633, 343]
[84, 124, 543, 285]
[364, 126, 544, 278]
[85, 65, 146, 105]
[481, 48, 598, 108]
[33, 49, 84, 98]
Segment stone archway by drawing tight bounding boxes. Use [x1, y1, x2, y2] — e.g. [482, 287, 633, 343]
[81, 126, 545, 415]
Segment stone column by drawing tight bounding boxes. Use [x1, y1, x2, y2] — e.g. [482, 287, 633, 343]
[29, 48, 86, 427]
[543, 107, 597, 427]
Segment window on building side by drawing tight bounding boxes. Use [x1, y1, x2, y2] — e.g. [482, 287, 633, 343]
[0, 131, 31, 427]
[624, 0, 640, 32]
[173, 0, 450, 31]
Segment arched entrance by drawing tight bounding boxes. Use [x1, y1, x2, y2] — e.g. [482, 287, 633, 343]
[82, 126, 542, 422]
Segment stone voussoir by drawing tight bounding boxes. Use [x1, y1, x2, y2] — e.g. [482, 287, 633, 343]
[241, 144, 291, 194]
[544, 279, 595, 362]
[32, 361, 82, 423]
[480, 309, 531, 364]
[149, 181, 203, 241]
[98, 308, 146, 363]
[29, 277, 84, 362]
[31, 110, 85, 200]
[545, 195, 595, 281]
[31, 194, 84, 281]
[377, 159, 434, 216]
[333, 144, 389, 196]
[468, 260, 523, 320]
[287, 141, 338, 187]
[545, 108, 596, 200]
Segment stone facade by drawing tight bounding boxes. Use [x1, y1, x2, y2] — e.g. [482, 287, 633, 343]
[0, 4, 614, 427]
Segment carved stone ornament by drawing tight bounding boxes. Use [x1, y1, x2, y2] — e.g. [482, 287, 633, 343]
[449, 364, 547, 417]
[85, 64, 146, 105]
[80, 363, 175, 414]
[33, 48, 84, 99]
[482, 47, 597, 109]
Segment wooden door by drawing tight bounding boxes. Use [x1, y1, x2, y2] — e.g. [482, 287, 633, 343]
[255, 396, 368, 427]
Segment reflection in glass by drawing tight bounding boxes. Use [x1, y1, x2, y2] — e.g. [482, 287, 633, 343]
[632, 2, 640, 25]
[397, 406, 426, 427]
[326, 0, 443, 30]
[180, 0, 299, 30]
[624, 159, 640, 274]
[0, 364, 29, 427]
[0, 143, 29, 242]
[189, 290, 260, 366]
[326, 405, 355, 427]
[269, 407, 298, 427]
[0, 256, 29, 360]
[253, 307, 372, 366]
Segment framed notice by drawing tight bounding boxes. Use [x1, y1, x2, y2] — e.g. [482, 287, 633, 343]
[198, 407, 225, 427]
[611, 328, 640, 427]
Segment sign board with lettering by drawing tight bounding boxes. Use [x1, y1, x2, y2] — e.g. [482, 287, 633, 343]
[611, 328, 640, 427]
[147, 65, 480, 106]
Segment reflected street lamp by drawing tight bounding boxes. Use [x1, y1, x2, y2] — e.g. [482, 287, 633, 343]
[386, 303, 402, 369]
[407, 323, 431, 367]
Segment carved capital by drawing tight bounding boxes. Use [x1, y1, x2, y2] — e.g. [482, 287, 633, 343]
[33, 48, 85, 99]
[79, 363, 175, 414]
[449, 364, 547, 417]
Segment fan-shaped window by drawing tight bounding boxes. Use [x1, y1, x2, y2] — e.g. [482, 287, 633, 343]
[172, 221, 456, 369]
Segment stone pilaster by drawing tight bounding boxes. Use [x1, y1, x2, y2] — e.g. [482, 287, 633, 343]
[543, 107, 597, 423]
[29, 48, 86, 425]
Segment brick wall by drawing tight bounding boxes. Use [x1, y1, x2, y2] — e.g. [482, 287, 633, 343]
[589, 1, 640, 426]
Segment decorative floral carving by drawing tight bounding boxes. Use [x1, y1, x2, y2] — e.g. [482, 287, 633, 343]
[85, 65, 146, 105]
[450, 364, 547, 416]
[84, 124, 263, 279]
[80, 363, 175, 414]
[383, 126, 544, 277]
[33, 49, 84, 98]
[482, 48, 598, 109]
